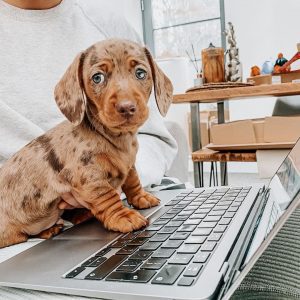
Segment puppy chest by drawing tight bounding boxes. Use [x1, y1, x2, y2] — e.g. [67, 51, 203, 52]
[96, 152, 134, 187]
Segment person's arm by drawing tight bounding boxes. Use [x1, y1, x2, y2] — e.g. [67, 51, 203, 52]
[0, 100, 44, 163]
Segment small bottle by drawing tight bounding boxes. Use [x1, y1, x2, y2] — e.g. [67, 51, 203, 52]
[194, 72, 203, 87]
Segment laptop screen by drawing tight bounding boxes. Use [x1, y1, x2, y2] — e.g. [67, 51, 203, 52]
[244, 140, 300, 263]
[226, 139, 300, 298]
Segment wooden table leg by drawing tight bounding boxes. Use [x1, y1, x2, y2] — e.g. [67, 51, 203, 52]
[190, 103, 203, 187]
[217, 101, 228, 186]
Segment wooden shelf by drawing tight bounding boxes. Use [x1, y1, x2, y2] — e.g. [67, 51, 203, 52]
[192, 148, 257, 162]
[173, 82, 300, 104]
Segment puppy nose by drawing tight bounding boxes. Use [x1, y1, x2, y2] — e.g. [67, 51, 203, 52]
[116, 100, 136, 117]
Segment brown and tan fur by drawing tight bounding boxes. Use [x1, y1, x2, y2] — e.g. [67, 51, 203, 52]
[0, 39, 173, 248]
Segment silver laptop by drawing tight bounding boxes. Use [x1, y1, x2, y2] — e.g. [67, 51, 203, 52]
[0, 140, 300, 300]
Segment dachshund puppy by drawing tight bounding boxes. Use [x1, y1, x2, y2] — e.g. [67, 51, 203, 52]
[0, 39, 173, 248]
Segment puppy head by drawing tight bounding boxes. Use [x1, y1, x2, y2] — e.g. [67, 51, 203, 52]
[54, 39, 173, 132]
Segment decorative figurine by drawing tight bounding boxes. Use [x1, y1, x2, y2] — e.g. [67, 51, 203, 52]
[261, 59, 274, 74]
[224, 22, 242, 82]
[201, 43, 225, 83]
[250, 66, 261, 77]
[273, 53, 290, 74]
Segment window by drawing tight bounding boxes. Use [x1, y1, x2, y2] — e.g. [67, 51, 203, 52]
[142, 0, 225, 61]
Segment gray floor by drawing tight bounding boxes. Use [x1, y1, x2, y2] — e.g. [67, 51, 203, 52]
[189, 172, 269, 188]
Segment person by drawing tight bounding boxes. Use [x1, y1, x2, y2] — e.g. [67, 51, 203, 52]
[0, 0, 178, 208]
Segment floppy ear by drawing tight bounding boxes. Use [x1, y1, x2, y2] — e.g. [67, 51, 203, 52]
[144, 48, 173, 116]
[54, 52, 86, 126]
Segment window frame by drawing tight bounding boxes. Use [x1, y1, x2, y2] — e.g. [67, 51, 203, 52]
[141, 0, 226, 56]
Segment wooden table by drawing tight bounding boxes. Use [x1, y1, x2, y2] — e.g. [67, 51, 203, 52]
[173, 83, 300, 187]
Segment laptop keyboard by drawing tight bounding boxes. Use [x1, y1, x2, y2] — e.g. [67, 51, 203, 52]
[64, 187, 251, 286]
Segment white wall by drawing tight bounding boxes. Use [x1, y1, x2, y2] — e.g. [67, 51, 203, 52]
[225, 0, 300, 121]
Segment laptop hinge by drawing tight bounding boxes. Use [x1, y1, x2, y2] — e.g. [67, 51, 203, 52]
[217, 186, 267, 299]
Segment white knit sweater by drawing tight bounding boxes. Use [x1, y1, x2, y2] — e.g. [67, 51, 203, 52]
[0, 0, 177, 187]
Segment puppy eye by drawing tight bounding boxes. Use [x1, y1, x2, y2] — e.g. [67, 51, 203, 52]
[92, 73, 105, 84]
[135, 68, 147, 80]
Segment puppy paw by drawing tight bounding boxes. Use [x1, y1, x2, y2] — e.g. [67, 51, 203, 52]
[36, 222, 64, 239]
[128, 192, 160, 209]
[105, 208, 148, 233]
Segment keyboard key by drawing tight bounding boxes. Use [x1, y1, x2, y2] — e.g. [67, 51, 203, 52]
[196, 208, 211, 214]
[141, 258, 167, 270]
[223, 212, 235, 218]
[130, 250, 152, 260]
[160, 213, 177, 219]
[183, 263, 203, 277]
[228, 206, 238, 212]
[169, 254, 193, 265]
[193, 252, 210, 263]
[128, 237, 148, 246]
[186, 205, 200, 210]
[110, 240, 128, 248]
[208, 233, 222, 241]
[152, 248, 175, 258]
[178, 211, 194, 217]
[152, 265, 185, 285]
[116, 245, 138, 255]
[150, 234, 170, 242]
[178, 244, 201, 254]
[213, 206, 229, 211]
[184, 196, 197, 201]
[165, 200, 180, 206]
[140, 242, 162, 251]
[88, 257, 107, 267]
[190, 213, 206, 219]
[177, 225, 197, 232]
[168, 208, 182, 214]
[205, 200, 218, 205]
[158, 227, 177, 234]
[153, 219, 169, 226]
[166, 220, 184, 227]
[231, 202, 241, 207]
[137, 231, 156, 238]
[147, 225, 163, 231]
[192, 228, 212, 236]
[221, 196, 235, 201]
[106, 270, 156, 283]
[85, 255, 127, 280]
[95, 248, 110, 257]
[201, 242, 217, 252]
[185, 236, 206, 244]
[173, 215, 190, 221]
[183, 219, 201, 225]
[66, 267, 85, 278]
[208, 210, 226, 216]
[170, 232, 190, 240]
[219, 218, 231, 225]
[203, 216, 221, 222]
[177, 277, 194, 286]
[198, 222, 217, 228]
[81, 257, 98, 267]
[161, 240, 183, 249]
[173, 204, 188, 209]
[116, 259, 142, 272]
[214, 225, 227, 233]
[200, 204, 214, 209]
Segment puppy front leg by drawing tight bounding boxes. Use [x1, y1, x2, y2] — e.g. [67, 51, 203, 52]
[71, 181, 148, 233]
[122, 167, 160, 209]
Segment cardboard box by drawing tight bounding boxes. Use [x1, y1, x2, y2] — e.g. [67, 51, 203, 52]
[188, 109, 230, 149]
[210, 116, 300, 147]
